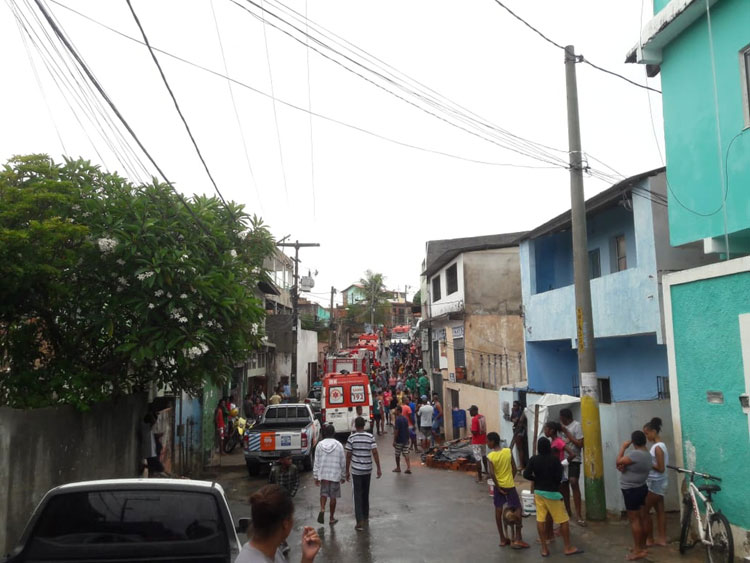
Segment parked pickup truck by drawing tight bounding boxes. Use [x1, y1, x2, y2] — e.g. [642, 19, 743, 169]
[3, 478, 244, 563]
[243, 403, 320, 476]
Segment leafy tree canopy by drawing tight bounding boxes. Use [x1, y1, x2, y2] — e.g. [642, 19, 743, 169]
[0, 155, 275, 409]
[345, 270, 391, 325]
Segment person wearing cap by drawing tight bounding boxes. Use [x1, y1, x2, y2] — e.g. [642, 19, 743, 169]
[269, 451, 299, 498]
[469, 405, 489, 483]
[417, 396, 434, 450]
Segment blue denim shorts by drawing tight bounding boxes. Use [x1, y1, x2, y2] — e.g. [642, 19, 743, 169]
[647, 477, 668, 496]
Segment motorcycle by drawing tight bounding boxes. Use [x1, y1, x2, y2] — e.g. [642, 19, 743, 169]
[223, 416, 247, 454]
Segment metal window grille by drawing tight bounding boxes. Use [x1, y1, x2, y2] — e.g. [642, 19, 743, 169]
[657, 376, 670, 399]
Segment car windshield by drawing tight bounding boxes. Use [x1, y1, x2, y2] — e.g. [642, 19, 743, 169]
[308, 388, 321, 400]
[31, 490, 224, 543]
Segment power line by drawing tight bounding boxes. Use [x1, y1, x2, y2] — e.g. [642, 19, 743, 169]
[267, 0, 572, 161]
[490, 0, 662, 94]
[46, 0, 567, 170]
[125, 0, 228, 207]
[32, 0, 214, 236]
[234, 0, 571, 168]
[258, 0, 289, 202]
[209, 0, 263, 213]
[304, 0, 316, 219]
[12, 0, 147, 181]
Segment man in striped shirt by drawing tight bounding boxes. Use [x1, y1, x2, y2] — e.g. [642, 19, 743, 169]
[345, 416, 382, 531]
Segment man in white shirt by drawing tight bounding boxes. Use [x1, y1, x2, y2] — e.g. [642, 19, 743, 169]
[560, 408, 585, 526]
[417, 396, 434, 450]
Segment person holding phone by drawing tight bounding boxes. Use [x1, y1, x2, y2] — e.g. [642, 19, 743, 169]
[235, 484, 321, 563]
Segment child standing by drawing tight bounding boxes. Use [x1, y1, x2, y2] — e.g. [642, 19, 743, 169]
[486, 432, 528, 549]
[314, 424, 346, 525]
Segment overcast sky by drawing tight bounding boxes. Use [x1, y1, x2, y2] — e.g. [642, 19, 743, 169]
[1, 0, 663, 306]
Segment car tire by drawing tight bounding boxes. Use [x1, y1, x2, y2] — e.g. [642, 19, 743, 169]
[246, 459, 260, 477]
[303, 448, 314, 471]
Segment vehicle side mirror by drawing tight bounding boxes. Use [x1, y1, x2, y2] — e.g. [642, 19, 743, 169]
[236, 517, 251, 534]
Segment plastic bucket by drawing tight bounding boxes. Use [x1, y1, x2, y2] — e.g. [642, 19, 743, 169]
[487, 479, 495, 497]
[521, 490, 536, 515]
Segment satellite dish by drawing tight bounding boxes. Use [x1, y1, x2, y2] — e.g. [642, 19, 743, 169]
[300, 276, 315, 291]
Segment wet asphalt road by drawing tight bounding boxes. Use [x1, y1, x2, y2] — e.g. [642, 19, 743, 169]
[214, 432, 702, 563]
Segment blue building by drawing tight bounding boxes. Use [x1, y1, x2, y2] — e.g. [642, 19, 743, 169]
[519, 169, 718, 511]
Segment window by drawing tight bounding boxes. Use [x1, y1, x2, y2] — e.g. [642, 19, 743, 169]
[453, 337, 465, 368]
[431, 340, 440, 369]
[741, 45, 750, 127]
[657, 376, 670, 400]
[615, 235, 627, 272]
[32, 491, 223, 543]
[571, 373, 611, 403]
[432, 276, 442, 302]
[588, 248, 601, 279]
[598, 378, 612, 404]
[446, 263, 458, 295]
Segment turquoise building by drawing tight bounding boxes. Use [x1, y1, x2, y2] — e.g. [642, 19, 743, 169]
[629, 0, 750, 551]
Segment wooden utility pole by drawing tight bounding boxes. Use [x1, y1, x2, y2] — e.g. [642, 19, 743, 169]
[329, 286, 337, 353]
[565, 45, 606, 521]
[276, 240, 320, 400]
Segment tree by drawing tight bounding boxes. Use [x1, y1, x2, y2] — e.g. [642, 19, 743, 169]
[412, 288, 422, 306]
[0, 155, 275, 409]
[345, 270, 391, 327]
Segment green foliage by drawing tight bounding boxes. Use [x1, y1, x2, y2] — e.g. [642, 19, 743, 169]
[0, 155, 275, 409]
[412, 288, 421, 305]
[344, 270, 391, 325]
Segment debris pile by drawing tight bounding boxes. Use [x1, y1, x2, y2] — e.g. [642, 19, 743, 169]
[422, 437, 479, 472]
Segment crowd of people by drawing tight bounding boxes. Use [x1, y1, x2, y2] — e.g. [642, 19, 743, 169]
[234, 336, 671, 563]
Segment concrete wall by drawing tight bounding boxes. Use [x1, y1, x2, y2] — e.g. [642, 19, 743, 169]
[297, 328, 318, 398]
[463, 248, 522, 314]
[443, 380, 502, 441]
[665, 259, 750, 537]
[464, 314, 525, 387]
[660, 0, 750, 246]
[600, 400, 679, 514]
[0, 394, 148, 554]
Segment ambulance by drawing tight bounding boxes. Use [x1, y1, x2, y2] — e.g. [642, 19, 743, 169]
[321, 371, 374, 435]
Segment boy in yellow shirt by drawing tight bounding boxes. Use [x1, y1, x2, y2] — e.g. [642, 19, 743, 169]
[487, 432, 529, 549]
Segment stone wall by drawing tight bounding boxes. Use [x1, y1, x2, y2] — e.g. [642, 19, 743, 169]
[0, 393, 148, 554]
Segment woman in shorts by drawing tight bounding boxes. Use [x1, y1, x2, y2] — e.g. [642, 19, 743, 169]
[643, 417, 668, 547]
[616, 430, 652, 561]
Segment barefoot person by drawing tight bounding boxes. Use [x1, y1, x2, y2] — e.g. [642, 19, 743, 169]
[469, 405, 489, 483]
[643, 418, 668, 547]
[616, 430, 652, 561]
[235, 484, 321, 563]
[486, 432, 528, 550]
[314, 424, 346, 525]
[560, 408, 585, 527]
[523, 437, 583, 558]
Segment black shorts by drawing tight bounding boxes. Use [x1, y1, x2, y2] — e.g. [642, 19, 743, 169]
[621, 484, 648, 511]
[374, 413, 382, 420]
[568, 461, 581, 480]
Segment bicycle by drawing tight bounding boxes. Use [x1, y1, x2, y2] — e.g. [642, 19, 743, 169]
[668, 465, 734, 563]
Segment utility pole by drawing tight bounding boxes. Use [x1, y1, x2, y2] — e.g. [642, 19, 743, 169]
[565, 45, 606, 521]
[276, 240, 320, 401]
[329, 286, 337, 353]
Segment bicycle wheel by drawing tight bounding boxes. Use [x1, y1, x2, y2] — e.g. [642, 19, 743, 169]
[679, 500, 693, 554]
[705, 512, 734, 563]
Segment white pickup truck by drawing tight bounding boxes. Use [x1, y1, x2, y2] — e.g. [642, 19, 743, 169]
[242, 403, 320, 476]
